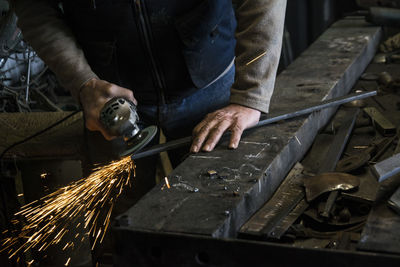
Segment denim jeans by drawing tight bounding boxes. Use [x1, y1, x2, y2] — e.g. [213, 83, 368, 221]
[138, 65, 235, 165]
[139, 64, 235, 140]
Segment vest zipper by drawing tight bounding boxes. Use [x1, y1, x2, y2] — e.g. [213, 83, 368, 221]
[133, 0, 166, 106]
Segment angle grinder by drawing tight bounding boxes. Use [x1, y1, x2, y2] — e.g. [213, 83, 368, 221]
[99, 98, 158, 157]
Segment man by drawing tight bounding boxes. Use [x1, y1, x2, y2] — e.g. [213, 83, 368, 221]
[11, 0, 286, 264]
[12, 0, 286, 158]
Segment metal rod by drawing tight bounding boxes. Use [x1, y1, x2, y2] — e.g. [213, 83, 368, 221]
[25, 50, 32, 104]
[131, 91, 377, 160]
[318, 108, 360, 173]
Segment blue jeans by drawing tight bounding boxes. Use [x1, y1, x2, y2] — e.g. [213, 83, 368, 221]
[138, 65, 235, 141]
[136, 65, 235, 166]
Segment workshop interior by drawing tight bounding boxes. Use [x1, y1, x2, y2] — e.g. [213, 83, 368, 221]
[1, 0, 400, 266]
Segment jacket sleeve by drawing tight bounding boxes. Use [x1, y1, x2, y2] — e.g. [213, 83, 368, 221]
[230, 0, 287, 113]
[11, 0, 98, 102]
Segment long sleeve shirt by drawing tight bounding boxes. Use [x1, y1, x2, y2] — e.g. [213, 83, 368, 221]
[11, 0, 286, 113]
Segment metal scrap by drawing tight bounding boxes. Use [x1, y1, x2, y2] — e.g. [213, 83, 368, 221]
[380, 32, 400, 53]
[364, 107, 396, 136]
[0, 23, 69, 113]
[378, 71, 393, 86]
[388, 185, 400, 215]
[304, 207, 368, 227]
[336, 137, 394, 173]
[395, 139, 400, 155]
[207, 170, 218, 179]
[172, 182, 199, 193]
[372, 153, 400, 182]
[239, 163, 306, 240]
[303, 173, 360, 202]
[358, 200, 400, 255]
[317, 109, 360, 218]
[320, 109, 360, 173]
[360, 72, 379, 81]
[342, 171, 379, 204]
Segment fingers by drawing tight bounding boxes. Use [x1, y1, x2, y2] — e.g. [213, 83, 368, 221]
[110, 85, 137, 105]
[202, 119, 231, 151]
[80, 79, 136, 140]
[229, 123, 244, 149]
[98, 127, 115, 141]
[84, 111, 115, 140]
[191, 104, 261, 153]
[101, 82, 137, 105]
[191, 116, 219, 153]
[190, 116, 236, 153]
[124, 90, 137, 105]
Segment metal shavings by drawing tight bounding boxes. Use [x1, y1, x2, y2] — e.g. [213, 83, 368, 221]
[65, 257, 71, 266]
[164, 177, 171, 189]
[207, 170, 218, 178]
[246, 51, 267, 66]
[295, 136, 302, 145]
[0, 156, 135, 262]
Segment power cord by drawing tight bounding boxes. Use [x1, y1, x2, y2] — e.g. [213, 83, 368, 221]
[0, 110, 81, 161]
[0, 110, 80, 224]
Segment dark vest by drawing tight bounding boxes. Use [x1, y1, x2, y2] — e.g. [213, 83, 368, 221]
[61, 0, 237, 104]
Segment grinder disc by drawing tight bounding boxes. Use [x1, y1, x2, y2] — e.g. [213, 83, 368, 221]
[119, 125, 158, 157]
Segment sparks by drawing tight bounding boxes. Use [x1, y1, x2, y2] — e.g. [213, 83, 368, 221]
[295, 136, 302, 146]
[164, 177, 171, 189]
[1, 156, 135, 262]
[246, 51, 267, 66]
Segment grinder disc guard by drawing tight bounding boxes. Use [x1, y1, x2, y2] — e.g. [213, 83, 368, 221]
[119, 125, 158, 157]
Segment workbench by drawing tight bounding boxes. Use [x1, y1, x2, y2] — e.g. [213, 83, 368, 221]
[112, 18, 400, 266]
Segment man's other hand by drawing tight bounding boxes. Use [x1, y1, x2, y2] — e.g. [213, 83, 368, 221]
[79, 78, 137, 140]
[190, 104, 261, 153]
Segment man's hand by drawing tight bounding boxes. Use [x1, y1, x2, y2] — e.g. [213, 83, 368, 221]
[190, 104, 261, 153]
[79, 78, 137, 140]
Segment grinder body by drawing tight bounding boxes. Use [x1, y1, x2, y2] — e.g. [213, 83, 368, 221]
[99, 98, 157, 156]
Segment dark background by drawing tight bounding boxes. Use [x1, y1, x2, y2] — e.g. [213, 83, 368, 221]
[283, 0, 359, 68]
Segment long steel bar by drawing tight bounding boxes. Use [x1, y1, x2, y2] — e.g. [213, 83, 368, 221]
[131, 91, 377, 160]
[25, 50, 32, 104]
[318, 108, 360, 173]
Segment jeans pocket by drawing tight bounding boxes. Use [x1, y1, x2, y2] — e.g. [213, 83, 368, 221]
[174, 0, 235, 89]
[174, 0, 222, 50]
